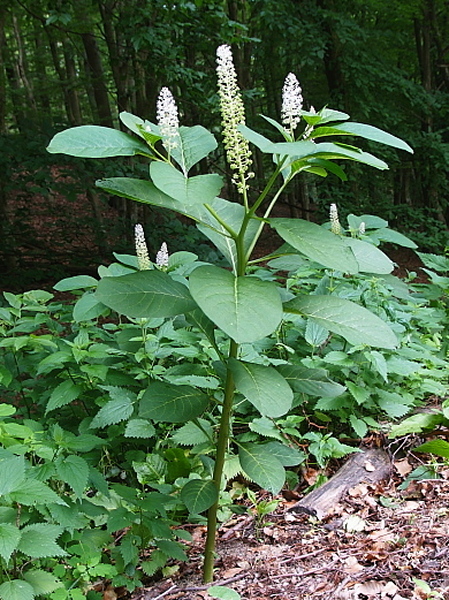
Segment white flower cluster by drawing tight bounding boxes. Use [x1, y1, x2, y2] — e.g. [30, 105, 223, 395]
[134, 224, 151, 270]
[281, 73, 303, 132]
[216, 44, 253, 194]
[329, 203, 341, 235]
[156, 242, 169, 268]
[156, 87, 180, 154]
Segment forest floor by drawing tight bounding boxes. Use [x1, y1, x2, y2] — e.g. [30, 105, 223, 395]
[3, 183, 447, 600]
[132, 455, 449, 600]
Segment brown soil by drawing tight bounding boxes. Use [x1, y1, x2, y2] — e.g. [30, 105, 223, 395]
[133, 457, 449, 600]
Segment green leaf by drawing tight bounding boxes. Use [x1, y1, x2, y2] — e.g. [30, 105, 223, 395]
[229, 359, 293, 418]
[55, 455, 89, 498]
[17, 524, 66, 558]
[171, 419, 214, 446]
[90, 387, 135, 429]
[368, 227, 417, 249]
[415, 439, 449, 458]
[53, 275, 98, 291]
[264, 441, 305, 467]
[46, 380, 82, 414]
[197, 197, 259, 270]
[377, 390, 413, 418]
[181, 479, 218, 514]
[208, 586, 242, 600]
[349, 416, 368, 438]
[343, 238, 393, 274]
[150, 162, 222, 206]
[47, 126, 150, 158]
[171, 125, 218, 173]
[284, 295, 397, 349]
[189, 266, 283, 344]
[249, 417, 284, 440]
[96, 270, 196, 318]
[73, 293, 108, 322]
[139, 382, 209, 423]
[313, 122, 413, 153]
[0, 524, 21, 562]
[156, 539, 187, 561]
[270, 219, 359, 273]
[0, 456, 25, 495]
[238, 444, 285, 494]
[10, 479, 67, 506]
[388, 413, 444, 438]
[23, 570, 62, 596]
[124, 419, 156, 438]
[0, 405, 16, 418]
[275, 365, 346, 398]
[0, 579, 35, 600]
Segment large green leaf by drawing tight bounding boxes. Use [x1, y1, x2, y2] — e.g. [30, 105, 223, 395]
[55, 455, 89, 498]
[0, 524, 21, 562]
[181, 479, 218, 514]
[229, 359, 293, 418]
[343, 238, 394, 274]
[150, 162, 222, 206]
[270, 218, 359, 273]
[0, 579, 35, 600]
[10, 479, 67, 506]
[276, 364, 346, 397]
[189, 266, 283, 343]
[312, 122, 413, 153]
[23, 570, 63, 596]
[17, 524, 66, 558]
[73, 292, 108, 322]
[0, 456, 25, 496]
[284, 295, 397, 349]
[90, 387, 136, 429]
[47, 125, 150, 158]
[238, 444, 285, 494]
[53, 275, 98, 291]
[139, 382, 209, 423]
[171, 125, 218, 173]
[97, 178, 191, 214]
[197, 197, 259, 270]
[46, 380, 82, 414]
[96, 270, 197, 318]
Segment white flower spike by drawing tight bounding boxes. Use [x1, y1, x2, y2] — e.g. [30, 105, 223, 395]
[281, 73, 303, 133]
[135, 224, 151, 270]
[330, 203, 342, 235]
[156, 87, 180, 154]
[156, 242, 169, 268]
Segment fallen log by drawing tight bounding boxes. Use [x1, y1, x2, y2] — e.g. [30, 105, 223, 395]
[289, 448, 392, 520]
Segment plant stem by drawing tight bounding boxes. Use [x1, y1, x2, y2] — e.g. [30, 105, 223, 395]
[203, 338, 238, 583]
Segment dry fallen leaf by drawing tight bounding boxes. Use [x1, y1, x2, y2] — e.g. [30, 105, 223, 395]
[394, 458, 413, 477]
[343, 555, 364, 574]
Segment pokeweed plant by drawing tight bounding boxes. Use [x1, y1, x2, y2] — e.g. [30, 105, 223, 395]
[47, 45, 413, 582]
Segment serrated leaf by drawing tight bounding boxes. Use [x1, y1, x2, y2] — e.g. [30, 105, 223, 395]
[0, 579, 35, 600]
[249, 417, 284, 441]
[415, 439, 449, 458]
[0, 524, 21, 562]
[239, 444, 285, 494]
[156, 539, 187, 561]
[96, 270, 196, 318]
[18, 524, 66, 558]
[189, 266, 283, 344]
[23, 570, 62, 595]
[64, 433, 104, 452]
[124, 419, 156, 438]
[0, 456, 25, 495]
[270, 218, 358, 273]
[90, 387, 135, 429]
[284, 295, 397, 349]
[171, 419, 213, 446]
[388, 413, 444, 438]
[46, 380, 82, 414]
[181, 479, 218, 514]
[139, 382, 209, 423]
[349, 416, 368, 438]
[229, 359, 293, 418]
[377, 391, 413, 418]
[55, 455, 89, 498]
[10, 479, 67, 506]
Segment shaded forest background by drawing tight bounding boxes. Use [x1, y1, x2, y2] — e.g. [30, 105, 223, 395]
[1, 0, 449, 286]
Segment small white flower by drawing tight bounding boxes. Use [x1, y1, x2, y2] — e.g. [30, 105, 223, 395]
[135, 224, 151, 270]
[216, 44, 253, 194]
[156, 87, 180, 153]
[156, 242, 169, 268]
[330, 203, 341, 235]
[281, 73, 303, 132]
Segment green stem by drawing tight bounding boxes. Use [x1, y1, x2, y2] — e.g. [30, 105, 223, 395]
[203, 339, 239, 583]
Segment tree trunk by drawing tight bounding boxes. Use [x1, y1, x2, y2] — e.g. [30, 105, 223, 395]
[81, 31, 114, 127]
